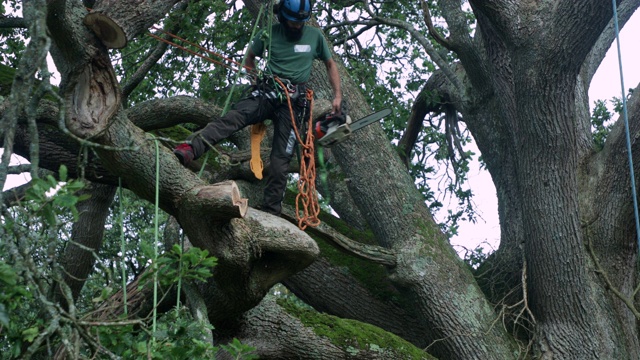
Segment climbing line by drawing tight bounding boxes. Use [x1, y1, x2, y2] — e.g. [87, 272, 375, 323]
[611, 0, 640, 253]
[152, 137, 161, 338]
[147, 26, 254, 77]
[176, 231, 185, 308]
[118, 177, 127, 316]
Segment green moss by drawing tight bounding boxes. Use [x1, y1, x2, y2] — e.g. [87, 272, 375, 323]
[282, 190, 397, 302]
[317, 211, 375, 245]
[155, 125, 192, 141]
[314, 236, 398, 302]
[278, 298, 435, 359]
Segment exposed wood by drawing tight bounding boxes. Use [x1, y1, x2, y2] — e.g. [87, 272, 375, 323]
[65, 57, 120, 138]
[83, 12, 126, 48]
[84, 0, 181, 49]
[180, 181, 248, 220]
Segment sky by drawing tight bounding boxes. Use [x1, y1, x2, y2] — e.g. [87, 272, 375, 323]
[448, 9, 640, 253]
[2, 7, 640, 255]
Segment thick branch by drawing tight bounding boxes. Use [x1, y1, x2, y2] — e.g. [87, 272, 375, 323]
[95, 210, 320, 326]
[582, 1, 640, 86]
[281, 206, 396, 267]
[398, 71, 449, 166]
[0, 15, 28, 28]
[84, 0, 181, 49]
[421, 0, 450, 50]
[55, 182, 115, 302]
[227, 295, 433, 359]
[121, 0, 191, 98]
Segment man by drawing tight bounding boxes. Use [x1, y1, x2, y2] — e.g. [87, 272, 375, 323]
[174, 0, 342, 216]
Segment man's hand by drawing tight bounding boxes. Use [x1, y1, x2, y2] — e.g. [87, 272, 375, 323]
[332, 96, 342, 114]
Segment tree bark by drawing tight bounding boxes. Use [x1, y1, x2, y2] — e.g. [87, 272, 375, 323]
[55, 182, 116, 303]
[217, 295, 435, 360]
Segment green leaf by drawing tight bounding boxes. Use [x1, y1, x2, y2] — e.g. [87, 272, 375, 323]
[0, 262, 18, 286]
[22, 326, 39, 342]
[135, 341, 147, 354]
[54, 193, 78, 208]
[58, 164, 68, 182]
[0, 303, 9, 327]
[42, 206, 57, 225]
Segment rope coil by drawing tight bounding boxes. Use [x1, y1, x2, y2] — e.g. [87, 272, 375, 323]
[274, 78, 320, 229]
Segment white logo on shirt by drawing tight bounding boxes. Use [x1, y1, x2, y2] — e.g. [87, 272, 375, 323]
[294, 45, 311, 53]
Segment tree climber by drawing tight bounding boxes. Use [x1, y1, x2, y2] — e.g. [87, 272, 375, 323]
[174, 0, 342, 216]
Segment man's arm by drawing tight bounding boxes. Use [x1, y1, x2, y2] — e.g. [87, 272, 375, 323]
[324, 58, 342, 114]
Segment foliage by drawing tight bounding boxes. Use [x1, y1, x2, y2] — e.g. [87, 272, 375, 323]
[115, 0, 254, 109]
[140, 244, 218, 288]
[317, 1, 478, 237]
[0, 259, 33, 358]
[591, 98, 621, 151]
[95, 308, 221, 359]
[0, 165, 230, 358]
[219, 338, 260, 360]
[0, 166, 86, 358]
[457, 242, 492, 270]
[0, 1, 26, 67]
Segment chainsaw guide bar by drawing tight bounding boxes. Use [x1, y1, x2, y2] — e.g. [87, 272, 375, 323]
[316, 108, 392, 146]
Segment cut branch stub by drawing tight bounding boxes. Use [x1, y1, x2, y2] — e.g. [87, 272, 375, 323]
[84, 13, 126, 49]
[84, 0, 181, 49]
[182, 181, 248, 221]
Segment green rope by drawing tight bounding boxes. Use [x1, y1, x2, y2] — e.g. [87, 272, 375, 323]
[267, 0, 274, 67]
[224, 4, 265, 113]
[176, 231, 184, 308]
[118, 178, 128, 316]
[152, 138, 160, 337]
[316, 146, 331, 204]
[611, 1, 640, 254]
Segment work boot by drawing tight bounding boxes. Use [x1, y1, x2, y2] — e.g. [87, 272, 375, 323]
[173, 143, 195, 166]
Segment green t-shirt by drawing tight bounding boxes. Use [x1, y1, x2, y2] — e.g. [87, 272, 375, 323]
[251, 24, 331, 84]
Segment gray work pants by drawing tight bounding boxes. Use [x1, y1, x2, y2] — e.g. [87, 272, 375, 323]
[188, 85, 308, 215]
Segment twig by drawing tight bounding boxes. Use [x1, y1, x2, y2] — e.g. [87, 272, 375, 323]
[420, 0, 452, 50]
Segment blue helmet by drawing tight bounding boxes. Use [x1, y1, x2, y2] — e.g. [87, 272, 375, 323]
[279, 0, 311, 22]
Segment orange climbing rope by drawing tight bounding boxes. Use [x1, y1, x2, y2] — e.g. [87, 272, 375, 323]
[147, 26, 254, 75]
[274, 78, 320, 229]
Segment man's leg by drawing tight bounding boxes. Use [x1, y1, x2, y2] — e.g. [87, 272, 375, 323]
[261, 104, 301, 215]
[176, 95, 272, 164]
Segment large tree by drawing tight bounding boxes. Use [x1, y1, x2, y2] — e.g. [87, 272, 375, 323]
[2, 0, 640, 359]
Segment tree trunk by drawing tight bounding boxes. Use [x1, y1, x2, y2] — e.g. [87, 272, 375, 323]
[55, 182, 115, 302]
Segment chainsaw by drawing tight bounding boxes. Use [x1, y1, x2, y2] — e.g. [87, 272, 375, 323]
[315, 108, 392, 146]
